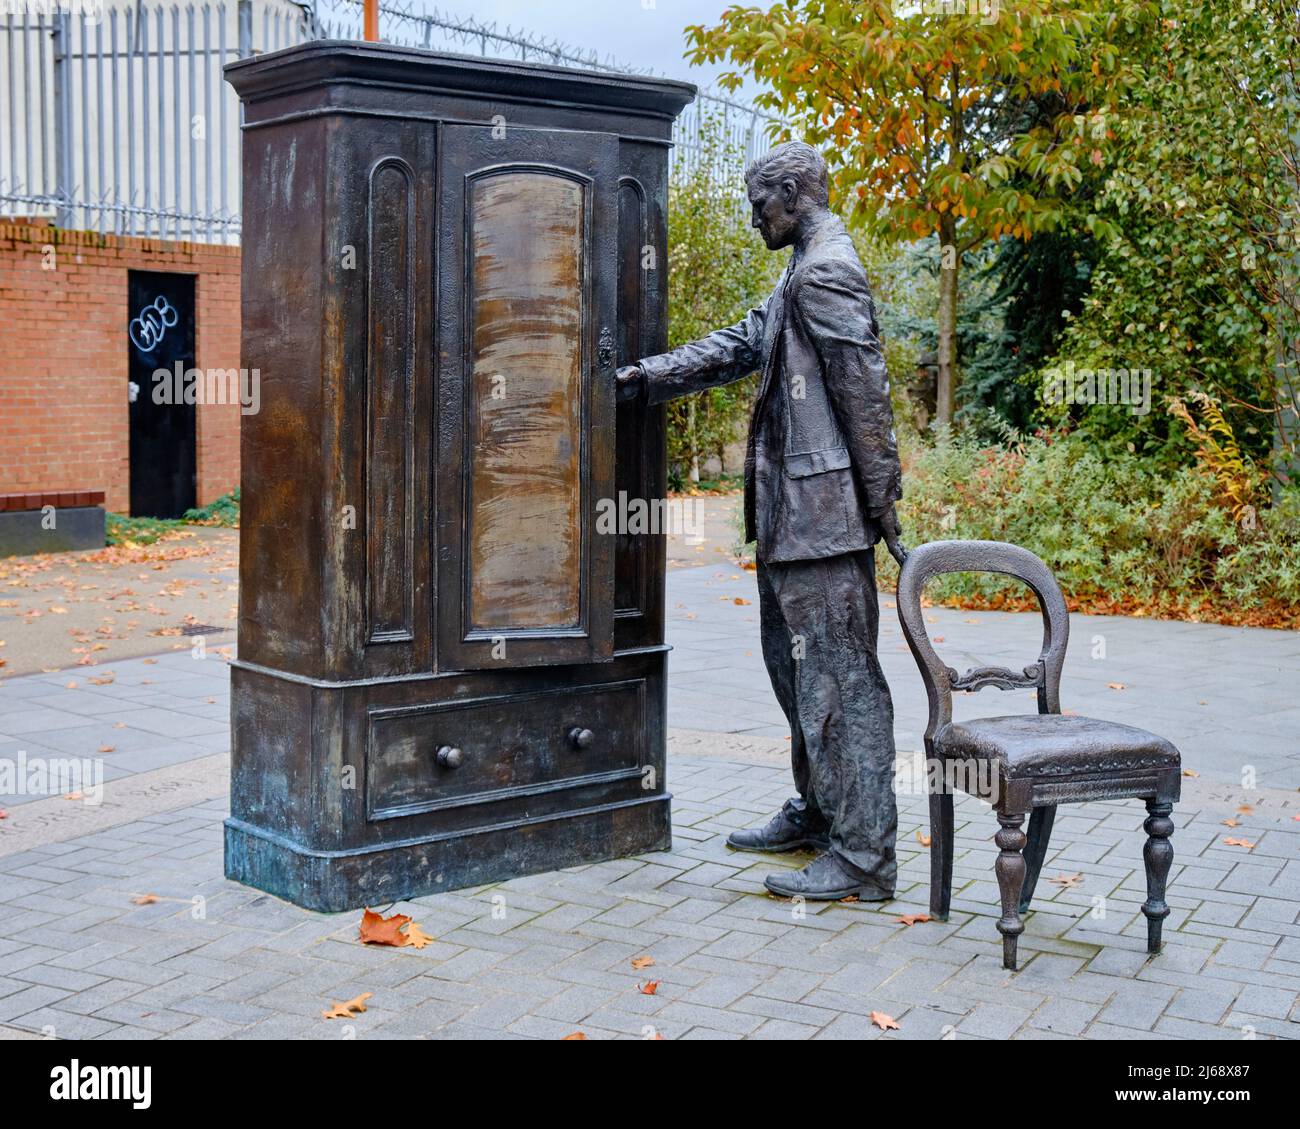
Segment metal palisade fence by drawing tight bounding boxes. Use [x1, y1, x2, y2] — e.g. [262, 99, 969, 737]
[0, 0, 785, 244]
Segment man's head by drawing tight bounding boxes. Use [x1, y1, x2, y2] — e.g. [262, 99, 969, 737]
[744, 141, 830, 250]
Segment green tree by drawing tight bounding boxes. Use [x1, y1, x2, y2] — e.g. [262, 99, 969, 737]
[686, 0, 1125, 426]
[1050, 0, 1300, 474]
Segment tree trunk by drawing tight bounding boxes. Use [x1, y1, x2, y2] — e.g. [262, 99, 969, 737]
[936, 212, 959, 428]
[687, 397, 701, 483]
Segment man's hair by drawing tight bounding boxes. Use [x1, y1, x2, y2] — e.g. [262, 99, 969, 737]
[744, 141, 829, 207]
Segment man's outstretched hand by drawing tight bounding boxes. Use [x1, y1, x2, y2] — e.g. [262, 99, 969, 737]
[879, 505, 909, 569]
[616, 364, 644, 404]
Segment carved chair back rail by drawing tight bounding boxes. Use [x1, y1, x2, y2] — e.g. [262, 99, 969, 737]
[896, 540, 1181, 971]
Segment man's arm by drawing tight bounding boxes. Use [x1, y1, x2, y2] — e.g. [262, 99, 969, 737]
[618, 292, 772, 406]
[792, 259, 905, 549]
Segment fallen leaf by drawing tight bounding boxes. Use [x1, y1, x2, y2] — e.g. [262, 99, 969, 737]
[1049, 872, 1084, 888]
[870, 1011, 900, 1031]
[1107, 682, 1126, 691]
[631, 956, 655, 970]
[561, 1032, 588, 1040]
[131, 894, 159, 905]
[0, 810, 8, 820]
[916, 829, 931, 848]
[895, 914, 931, 926]
[88, 675, 115, 686]
[63, 792, 84, 801]
[322, 992, 372, 1020]
[1222, 817, 1240, 828]
[1182, 769, 1200, 778]
[403, 923, 434, 949]
[358, 907, 411, 947]
[932, 635, 945, 643]
[98, 745, 115, 753]
[1236, 805, 1254, 815]
[1223, 838, 1255, 850]
[733, 597, 751, 606]
[638, 980, 660, 996]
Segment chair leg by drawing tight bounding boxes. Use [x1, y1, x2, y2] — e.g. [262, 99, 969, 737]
[929, 790, 954, 921]
[994, 811, 1027, 971]
[1142, 799, 1174, 953]
[1019, 804, 1057, 914]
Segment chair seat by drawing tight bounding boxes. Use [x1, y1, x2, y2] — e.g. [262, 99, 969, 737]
[933, 714, 1180, 778]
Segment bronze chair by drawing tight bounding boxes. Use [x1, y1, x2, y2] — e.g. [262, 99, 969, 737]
[896, 540, 1181, 970]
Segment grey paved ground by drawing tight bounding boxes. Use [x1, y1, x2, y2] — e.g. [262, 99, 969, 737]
[0, 744, 1296, 1041]
[0, 561, 1296, 1039]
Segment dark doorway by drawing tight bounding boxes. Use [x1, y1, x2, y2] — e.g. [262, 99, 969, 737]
[128, 271, 196, 518]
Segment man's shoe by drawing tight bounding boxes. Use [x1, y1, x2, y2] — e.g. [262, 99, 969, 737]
[763, 852, 894, 902]
[726, 802, 830, 854]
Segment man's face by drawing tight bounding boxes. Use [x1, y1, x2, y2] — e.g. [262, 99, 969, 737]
[748, 179, 798, 251]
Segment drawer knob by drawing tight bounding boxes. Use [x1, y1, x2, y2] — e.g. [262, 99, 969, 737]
[436, 745, 464, 769]
[568, 727, 595, 751]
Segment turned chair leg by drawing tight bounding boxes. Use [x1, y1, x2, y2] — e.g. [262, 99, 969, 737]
[994, 811, 1027, 970]
[929, 789, 955, 921]
[1019, 804, 1057, 914]
[1142, 799, 1174, 953]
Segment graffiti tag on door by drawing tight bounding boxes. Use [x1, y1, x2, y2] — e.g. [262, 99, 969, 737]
[129, 294, 180, 353]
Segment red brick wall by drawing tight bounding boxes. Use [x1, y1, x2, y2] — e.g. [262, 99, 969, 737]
[0, 223, 242, 514]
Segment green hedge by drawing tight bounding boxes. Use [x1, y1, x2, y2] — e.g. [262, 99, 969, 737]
[873, 430, 1299, 612]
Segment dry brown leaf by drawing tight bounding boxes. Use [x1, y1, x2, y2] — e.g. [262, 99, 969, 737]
[870, 1011, 900, 1031]
[733, 597, 751, 606]
[631, 956, 655, 970]
[63, 792, 84, 801]
[88, 675, 115, 686]
[1182, 769, 1200, 778]
[131, 894, 159, 905]
[895, 914, 931, 927]
[1107, 682, 1126, 691]
[1237, 805, 1254, 815]
[1223, 838, 1255, 850]
[561, 1032, 588, 1040]
[322, 992, 372, 1020]
[403, 923, 434, 949]
[0, 810, 9, 820]
[98, 745, 115, 753]
[915, 829, 931, 848]
[358, 907, 412, 947]
[1222, 817, 1240, 828]
[638, 980, 660, 996]
[1049, 872, 1084, 888]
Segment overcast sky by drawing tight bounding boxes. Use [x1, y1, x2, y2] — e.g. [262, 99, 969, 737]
[371, 0, 760, 96]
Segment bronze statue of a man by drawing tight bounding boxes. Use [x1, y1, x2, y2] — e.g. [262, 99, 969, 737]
[618, 140, 906, 900]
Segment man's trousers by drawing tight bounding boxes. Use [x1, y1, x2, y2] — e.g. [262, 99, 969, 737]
[756, 548, 898, 895]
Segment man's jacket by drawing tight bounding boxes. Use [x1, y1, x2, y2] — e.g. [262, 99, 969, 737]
[638, 214, 903, 564]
